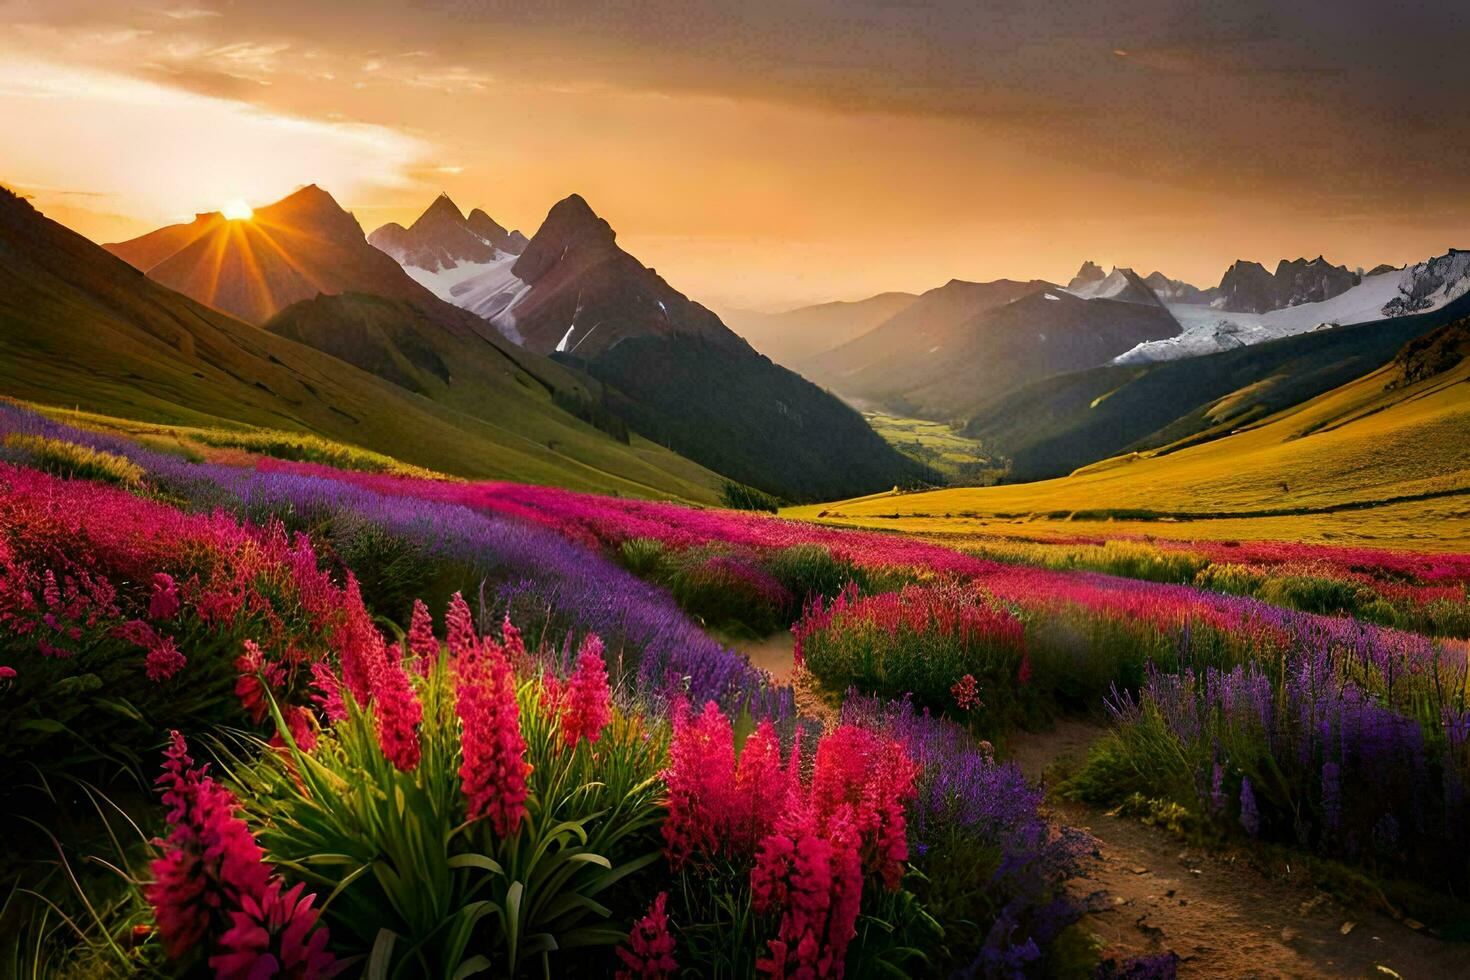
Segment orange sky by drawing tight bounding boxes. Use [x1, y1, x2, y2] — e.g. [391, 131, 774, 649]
[3, 1, 1466, 310]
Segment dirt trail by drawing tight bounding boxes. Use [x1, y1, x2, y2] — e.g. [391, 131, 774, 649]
[1008, 720, 1469, 979]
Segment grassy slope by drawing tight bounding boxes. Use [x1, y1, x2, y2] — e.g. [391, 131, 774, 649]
[0, 189, 722, 502]
[788, 342, 1470, 550]
[863, 411, 999, 483]
[961, 295, 1470, 481]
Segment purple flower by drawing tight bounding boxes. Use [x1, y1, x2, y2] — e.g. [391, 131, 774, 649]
[1239, 777, 1260, 838]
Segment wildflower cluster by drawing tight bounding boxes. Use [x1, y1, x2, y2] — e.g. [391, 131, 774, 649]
[146, 732, 336, 978]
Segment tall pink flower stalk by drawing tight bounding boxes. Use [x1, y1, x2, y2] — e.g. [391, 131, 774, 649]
[371, 636, 423, 772]
[453, 609, 530, 837]
[561, 634, 613, 748]
[146, 732, 336, 977]
[615, 892, 678, 980]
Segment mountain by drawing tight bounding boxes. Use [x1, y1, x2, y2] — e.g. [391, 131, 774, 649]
[803, 277, 1180, 419]
[1217, 256, 1359, 314]
[719, 292, 919, 366]
[1064, 266, 1164, 307]
[1122, 248, 1470, 363]
[375, 192, 926, 501]
[105, 185, 435, 325]
[367, 194, 527, 301]
[0, 185, 723, 501]
[794, 313, 1470, 546]
[1143, 271, 1211, 304]
[960, 286, 1470, 480]
[1067, 261, 1106, 290]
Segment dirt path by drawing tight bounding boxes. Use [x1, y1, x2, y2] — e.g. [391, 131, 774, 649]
[1008, 720, 1470, 979]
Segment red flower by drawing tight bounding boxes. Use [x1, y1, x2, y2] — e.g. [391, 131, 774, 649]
[0, 665, 14, 681]
[371, 639, 423, 771]
[149, 572, 181, 620]
[406, 599, 438, 674]
[146, 732, 273, 958]
[561, 634, 613, 747]
[445, 591, 479, 660]
[616, 892, 677, 980]
[732, 720, 796, 852]
[208, 880, 339, 980]
[454, 633, 530, 836]
[309, 660, 347, 724]
[335, 576, 384, 705]
[661, 699, 737, 867]
[951, 673, 981, 711]
[145, 635, 186, 682]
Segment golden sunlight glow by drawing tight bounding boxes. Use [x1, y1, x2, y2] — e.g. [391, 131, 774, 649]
[222, 199, 254, 221]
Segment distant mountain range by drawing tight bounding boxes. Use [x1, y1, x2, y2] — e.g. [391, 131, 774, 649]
[720, 292, 919, 366]
[0, 185, 723, 501]
[105, 185, 435, 325]
[366, 193, 528, 301]
[798, 276, 1181, 418]
[367, 194, 926, 500]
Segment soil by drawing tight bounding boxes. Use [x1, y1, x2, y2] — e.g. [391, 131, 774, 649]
[727, 630, 797, 682]
[1009, 719, 1470, 979]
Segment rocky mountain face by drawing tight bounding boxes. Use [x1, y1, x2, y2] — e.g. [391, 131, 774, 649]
[1383, 250, 1470, 317]
[1144, 271, 1212, 304]
[368, 193, 525, 274]
[804, 276, 1180, 419]
[1067, 261, 1106, 290]
[105, 185, 435, 325]
[1217, 256, 1359, 314]
[720, 292, 920, 367]
[1066, 266, 1164, 306]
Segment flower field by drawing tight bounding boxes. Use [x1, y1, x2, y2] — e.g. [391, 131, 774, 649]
[3, 400, 1468, 976]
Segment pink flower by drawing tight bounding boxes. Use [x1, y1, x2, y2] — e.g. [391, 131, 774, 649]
[406, 599, 438, 674]
[454, 634, 529, 836]
[149, 572, 181, 620]
[146, 732, 272, 959]
[0, 665, 15, 680]
[616, 892, 677, 980]
[372, 640, 423, 772]
[145, 635, 186, 682]
[208, 880, 338, 980]
[445, 591, 479, 660]
[335, 576, 384, 705]
[309, 660, 348, 724]
[661, 699, 737, 867]
[951, 673, 981, 711]
[561, 634, 613, 748]
[236, 639, 286, 725]
[732, 721, 796, 852]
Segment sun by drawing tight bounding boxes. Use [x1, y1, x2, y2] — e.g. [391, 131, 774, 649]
[221, 199, 254, 221]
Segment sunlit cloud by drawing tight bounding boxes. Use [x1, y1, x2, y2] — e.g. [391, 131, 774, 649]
[0, 54, 430, 232]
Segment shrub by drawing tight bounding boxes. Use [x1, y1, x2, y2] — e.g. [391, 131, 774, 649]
[225, 608, 666, 977]
[719, 480, 781, 513]
[2, 433, 144, 487]
[794, 583, 1031, 728]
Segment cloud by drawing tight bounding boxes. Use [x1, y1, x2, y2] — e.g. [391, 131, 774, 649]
[0, 54, 431, 224]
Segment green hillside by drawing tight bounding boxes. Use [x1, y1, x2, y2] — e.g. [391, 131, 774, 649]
[791, 317, 1470, 549]
[0, 187, 722, 502]
[962, 295, 1470, 480]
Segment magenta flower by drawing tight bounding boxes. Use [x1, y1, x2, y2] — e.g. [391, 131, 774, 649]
[149, 572, 181, 620]
[406, 599, 438, 673]
[616, 891, 677, 980]
[372, 640, 423, 771]
[454, 634, 529, 836]
[309, 660, 348, 724]
[208, 880, 339, 980]
[146, 732, 272, 958]
[145, 635, 186, 682]
[561, 634, 613, 748]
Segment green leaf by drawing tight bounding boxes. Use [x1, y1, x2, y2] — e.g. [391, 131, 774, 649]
[18, 719, 66, 734]
[447, 853, 505, 876]
[451, 956, 493, 980]
[366, 928, 397, 980]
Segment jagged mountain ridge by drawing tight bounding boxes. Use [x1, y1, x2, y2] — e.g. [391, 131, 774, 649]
[105, 185, 435, 325]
